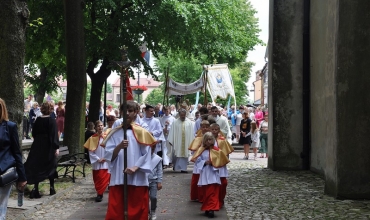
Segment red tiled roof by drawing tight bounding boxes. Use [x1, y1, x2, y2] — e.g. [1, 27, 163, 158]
[112, 77, 162, 87]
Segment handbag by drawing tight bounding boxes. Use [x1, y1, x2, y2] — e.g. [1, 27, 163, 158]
[0, 121, 19, 187]
[0, 166, 18, 187]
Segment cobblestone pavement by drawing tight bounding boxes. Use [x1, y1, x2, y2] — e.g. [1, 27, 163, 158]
[226, 152, 370, 219]
[8, 150, 370, 219]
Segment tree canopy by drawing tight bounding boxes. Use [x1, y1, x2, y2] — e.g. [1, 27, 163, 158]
[25, 0, 262, 125]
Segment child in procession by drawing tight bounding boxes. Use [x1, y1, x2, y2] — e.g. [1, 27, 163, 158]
[83, 120, 110, 202]
[191, 132, 229, 218]
[148, 144, 163, 220]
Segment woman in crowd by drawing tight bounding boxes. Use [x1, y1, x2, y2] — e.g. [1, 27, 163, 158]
[56, 101, 65, 139]
[239, 112, 252, 159]
[259, 114, 269, 158]
[24, 102, 60, 198]
[0, 98, 27, 219]
[254, 106, 264, 127]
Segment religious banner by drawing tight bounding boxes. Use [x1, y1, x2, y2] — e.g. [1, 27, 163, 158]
[167, 76, 204, 96]
[205, 64, 235, 100]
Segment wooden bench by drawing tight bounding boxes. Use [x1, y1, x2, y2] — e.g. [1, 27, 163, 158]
[57, 146, 87, 183]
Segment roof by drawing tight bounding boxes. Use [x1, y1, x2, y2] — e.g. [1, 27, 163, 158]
[253, 99, 261, 105]
[112, 77, 162, 87]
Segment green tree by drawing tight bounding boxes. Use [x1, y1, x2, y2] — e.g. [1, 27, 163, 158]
[145, 88, 167, 106]
[25, 0, 262, 124]
[25, 0, 67, 104]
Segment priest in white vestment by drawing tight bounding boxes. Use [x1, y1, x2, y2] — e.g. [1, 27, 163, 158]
[167, 108, 194, 173]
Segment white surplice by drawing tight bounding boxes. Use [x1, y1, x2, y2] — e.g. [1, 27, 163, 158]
[89, 136, 109, 171]
[194, 149, 221, 186]
[104, 129, 152, 186]
[160, 115, 175, 165]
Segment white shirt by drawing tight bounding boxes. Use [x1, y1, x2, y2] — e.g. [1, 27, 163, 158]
[216, 115, 231, 138]
[104, 129, 152, 186]
[112, 115, 148, 129]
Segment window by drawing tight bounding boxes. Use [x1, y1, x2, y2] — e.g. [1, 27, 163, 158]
[116, 94, 120, 103]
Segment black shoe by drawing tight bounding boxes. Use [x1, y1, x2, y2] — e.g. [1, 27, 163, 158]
[26, 136, 31, 139]
[30, 189, 41, 199]
[205, 211, 209, 216]
[180, 170, 188, 173]
[208, 211, 214, 218]
[50, 187, 56, 195]
[95, 195, 103, 202]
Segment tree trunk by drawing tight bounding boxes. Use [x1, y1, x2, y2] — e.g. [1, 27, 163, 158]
[0, 0, 29, 138]
[87, 58, 111, 124]
[63, 0, 86, 154]
[35, 67, 48, 104]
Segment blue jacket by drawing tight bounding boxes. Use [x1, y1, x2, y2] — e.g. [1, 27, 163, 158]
[0, 121, 27, 182]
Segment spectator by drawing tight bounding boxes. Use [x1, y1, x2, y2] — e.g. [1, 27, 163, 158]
[259, 114, 269, 158]
[24, 102, 60, 198]
[23, 94, 33, 139]
[239, 112, 252, 159]
[29, 102, 41, 134]
[49, 101, 56, 120]
[0, 98, 27, 218]
[56, 101, 65, 139]
[254, 106, 264, 128]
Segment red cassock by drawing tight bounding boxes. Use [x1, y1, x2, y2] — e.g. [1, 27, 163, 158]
[219, 177, 228, 208]
[201, 184, 220, 211]
[190, 173, 200, 200]
[92, 169, 110, 195]
[105, 185, 149, 220]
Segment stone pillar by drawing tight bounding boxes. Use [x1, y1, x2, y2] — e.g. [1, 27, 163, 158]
[324, 0, 370, 199]
[267, 0, 305, 170]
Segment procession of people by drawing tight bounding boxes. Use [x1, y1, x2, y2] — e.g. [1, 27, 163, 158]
[79, 99, 268, 220]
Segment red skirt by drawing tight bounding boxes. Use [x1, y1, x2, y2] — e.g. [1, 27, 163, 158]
[92, 169, 110, 195]
[105, 185, 149, 220]
[201, 184, 220, 211]
[190, 174, 200, 200]
[219, 177, 228, 207]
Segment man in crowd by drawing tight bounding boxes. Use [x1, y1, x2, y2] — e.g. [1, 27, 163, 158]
[143, 104, 165, 158]
[211, 106, 232, 143]
[160, 106, 175, 168]
[167, 108, 194, 173]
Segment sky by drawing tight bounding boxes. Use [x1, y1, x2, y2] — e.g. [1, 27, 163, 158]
[246, 0, 269, 102]
[104, 0, 270, 101]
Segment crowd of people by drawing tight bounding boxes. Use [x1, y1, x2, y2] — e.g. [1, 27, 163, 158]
[23, 95, 65, 140]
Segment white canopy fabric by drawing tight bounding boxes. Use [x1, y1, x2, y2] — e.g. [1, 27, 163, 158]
[167, 76, 204, 96]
